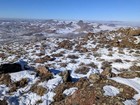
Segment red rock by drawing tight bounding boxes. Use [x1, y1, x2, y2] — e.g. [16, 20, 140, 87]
[65, 86, 95, 105]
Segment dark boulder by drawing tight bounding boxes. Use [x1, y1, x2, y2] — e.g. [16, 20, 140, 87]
[0, 100, 8, 105]
[0, 63, 22, 74]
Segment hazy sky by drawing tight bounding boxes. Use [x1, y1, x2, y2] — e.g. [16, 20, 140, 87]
[0, 0, 140, 21]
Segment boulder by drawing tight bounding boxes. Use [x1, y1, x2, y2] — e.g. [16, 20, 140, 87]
[101, 61, 112, 70]
[67, 55, 79, 59]
[101, 67, 112, 78]
[0, 63, 22, 74]
[89, 73, 100, 83]
[59, 70, 72, 82]
[75, 66, 90, 74]
[74, 78, 90, 89]
[30, 85, 47, 96]
[0, 53, 5, 58]
[130, 65, 140, 71]
[114, 59, 123, 63]
[0, 74, 11, 86]
[34, 58, 44, 63]
[64, 86, 95, 105]
[34, 55, 55, 63]
[54, 82, 74, 102]
[0, 100, 8, 105]
[118, 71, 140, 78]
[138, 99, 140, 105]
[53, 83, 95, 105]
[10, 78, 28, 92]
[37, 66, 49, 75]
[36, 65, 53, 80]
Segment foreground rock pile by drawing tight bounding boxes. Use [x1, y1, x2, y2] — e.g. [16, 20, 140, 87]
[0, 27, 140, 105]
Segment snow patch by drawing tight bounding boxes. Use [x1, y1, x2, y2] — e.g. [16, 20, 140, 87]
[111, 77, 140, 100]
[103, 85, 120, 96]
[10, 70, 36, 82]
[0, 85, 9, 100]
[63, 87, 78, 96]
[123, 99, 137, 105]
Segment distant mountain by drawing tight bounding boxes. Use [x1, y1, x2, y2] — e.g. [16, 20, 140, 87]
[0, 19, 139, 43]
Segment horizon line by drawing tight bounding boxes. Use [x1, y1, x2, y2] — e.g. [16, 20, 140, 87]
[0, 17, 140, 23]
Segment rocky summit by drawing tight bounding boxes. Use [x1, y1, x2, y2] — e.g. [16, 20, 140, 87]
[0, 19, 140, 105]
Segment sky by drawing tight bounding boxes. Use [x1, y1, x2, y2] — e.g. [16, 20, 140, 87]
[0, 0, 140, 21]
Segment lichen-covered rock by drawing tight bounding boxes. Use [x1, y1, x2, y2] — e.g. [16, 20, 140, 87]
[64, 86, 95, 105]
[101, 67, 112, 78]
[89, 73, 100, 83]
[74, 78, 90, 89]
[10, 78, 28, 92]
[0, 100, 8, 105]
[59, 70, 72, 82]
[54, 82, 74, 102]
[67, 55, 79, 59]
[30, 85, 47, 96]
[75, 66, 90, 74]
[36, 65, 53, 81]
[130, 65, 140, 71]
[118, 71, 140, 78]
[0, 74, 11, 86]
[101, 61, 112, 70]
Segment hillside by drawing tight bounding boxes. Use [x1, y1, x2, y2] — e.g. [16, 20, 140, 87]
[0, 19, 140, 105]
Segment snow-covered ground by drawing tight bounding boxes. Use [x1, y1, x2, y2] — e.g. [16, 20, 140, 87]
[0, 19, 140, 105]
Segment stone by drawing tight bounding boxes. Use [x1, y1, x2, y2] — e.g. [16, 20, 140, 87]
[30, 85, 47, 96]
[89, 74, 100, 83]
[34, 55, 55, 63]
[34, 58, 44, 63]
[87, 62, 98, 69]
[59, 70, 72, 82]
[64, 86, 95, 105]
[130, 65, 140, 71]
[75, 66, 90, 74]
[37, 65, 49, 75]
[101, 67, 112, 77]
[0, 53, 5, 58]
[138, 99, 140, 105]
[0, 100, 8, 105]
[67, 55, 79, 59]
[36, 65, 53, 80]
[10, 78, 28, 92]
[0, 63, 22, 74]
[74, 78, 90, 89]
[59, 63, 67, 67]
[118, 71, 140, 78]
[101, 61, 112, 70]
[54, 82, 74, 102]
[114, 59, 123, 63]
[0, 74, 11, 86]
